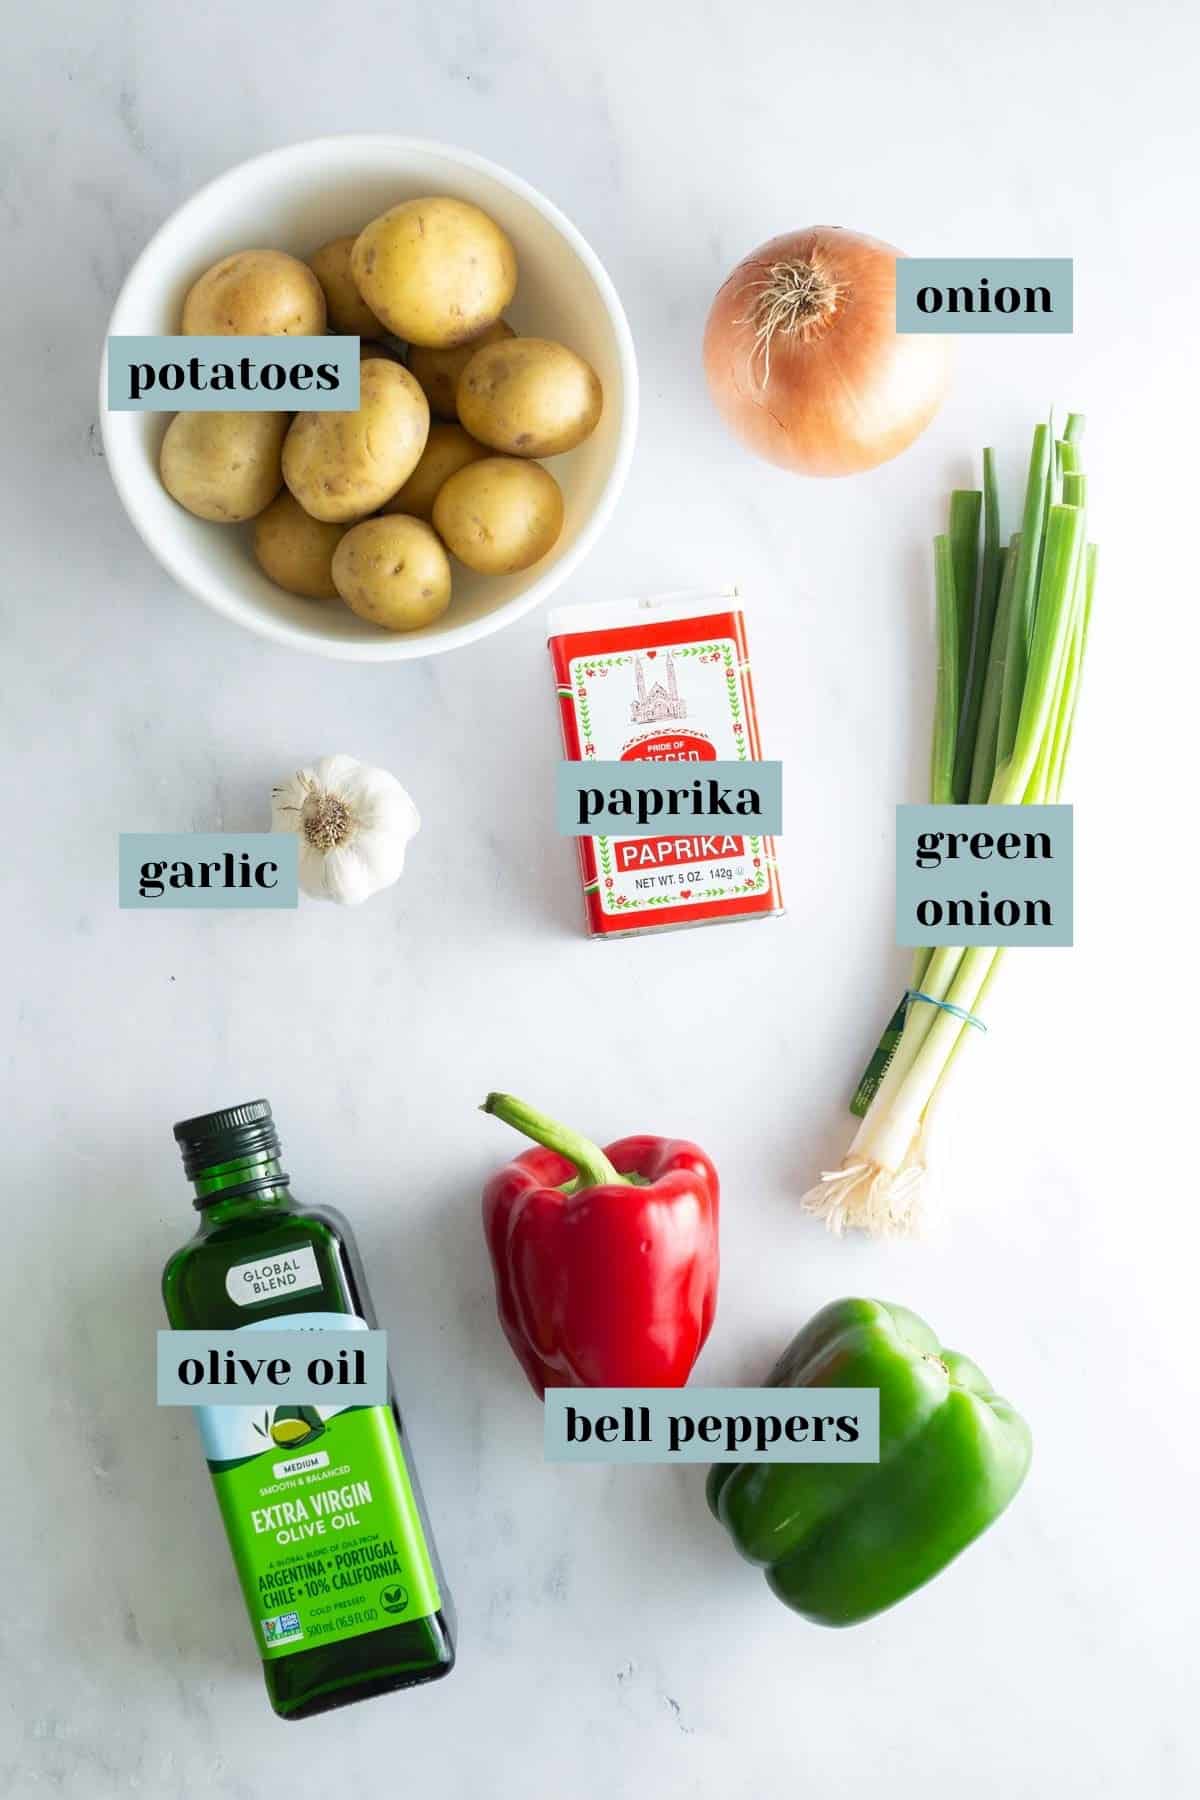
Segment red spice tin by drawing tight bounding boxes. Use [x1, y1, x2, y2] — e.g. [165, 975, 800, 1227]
[547, 589, 784, 938]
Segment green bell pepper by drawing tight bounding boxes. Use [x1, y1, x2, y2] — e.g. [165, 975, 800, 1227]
[707, 1298, 1032, 1626]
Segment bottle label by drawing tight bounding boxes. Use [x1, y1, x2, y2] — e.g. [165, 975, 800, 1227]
[194, 1313, 441, 1660]
[225, 1245, 322, 1306]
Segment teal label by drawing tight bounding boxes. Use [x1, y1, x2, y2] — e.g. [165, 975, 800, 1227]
[545, 1388, 880, 1463]
[192, 1314, 439, 1660]
[157, 1327, 389, 1405]
[555, 761, 783, 835]
[896, 260, 1073, 333]
[106, 335, 360, 410]
[896, 804, 1073, 945]
[119, 834, 298, 908]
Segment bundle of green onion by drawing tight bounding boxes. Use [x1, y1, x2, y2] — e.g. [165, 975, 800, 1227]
[803, 414, 1096, 1235]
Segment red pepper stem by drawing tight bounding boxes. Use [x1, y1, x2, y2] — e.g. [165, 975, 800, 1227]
[481, 1092, 625, 1189]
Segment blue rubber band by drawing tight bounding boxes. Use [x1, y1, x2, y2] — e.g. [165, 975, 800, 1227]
[905, 989, 988, 1033]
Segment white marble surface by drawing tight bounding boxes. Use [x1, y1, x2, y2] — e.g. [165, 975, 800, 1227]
[4, 3, 1198, 1795]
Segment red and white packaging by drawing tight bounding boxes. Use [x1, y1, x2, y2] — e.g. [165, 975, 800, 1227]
[547, 589, 784, 938]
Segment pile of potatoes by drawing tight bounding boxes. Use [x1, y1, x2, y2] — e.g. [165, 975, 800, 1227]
[159, 197, 604, 632]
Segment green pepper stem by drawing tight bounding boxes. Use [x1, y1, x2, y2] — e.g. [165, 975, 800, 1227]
[481, 1093, 624, 1189]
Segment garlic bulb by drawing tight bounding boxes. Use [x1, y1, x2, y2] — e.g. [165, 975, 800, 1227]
[271, 754, 420, 905]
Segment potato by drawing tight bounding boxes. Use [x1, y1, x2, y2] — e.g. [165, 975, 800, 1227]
[432, 456, 563, 574]
[352, 197, 517, 348]
[282, 359, 430, 523]
[457, 337, 602, 457]
[332, 516, 452, 632]
[307, 236, 384, 338]
[159, 410, 288, 522]
[409, 318, 515, 420]
[253, 490, 345, 599]
[181, 250, 326, 336]
[380, 424, 489, 522]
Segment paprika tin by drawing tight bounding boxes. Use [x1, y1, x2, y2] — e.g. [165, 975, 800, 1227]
[547, 589, 784, 938]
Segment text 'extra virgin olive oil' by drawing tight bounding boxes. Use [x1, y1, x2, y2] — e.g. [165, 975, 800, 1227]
[161, 1099, 455, 1720]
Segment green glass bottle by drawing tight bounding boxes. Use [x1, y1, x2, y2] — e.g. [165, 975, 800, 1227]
[162, 1099, 455, 1721]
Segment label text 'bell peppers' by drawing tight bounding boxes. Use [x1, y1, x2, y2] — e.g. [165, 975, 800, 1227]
[545, 1388, 880, 1462]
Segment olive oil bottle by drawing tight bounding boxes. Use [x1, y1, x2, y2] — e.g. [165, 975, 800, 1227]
[162, 1099, 455, 1720]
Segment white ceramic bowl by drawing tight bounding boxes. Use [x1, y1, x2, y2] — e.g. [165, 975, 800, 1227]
[101, 135, 638, 661]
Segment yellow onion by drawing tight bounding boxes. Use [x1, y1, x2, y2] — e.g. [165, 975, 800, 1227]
[703, 226, 952, 476]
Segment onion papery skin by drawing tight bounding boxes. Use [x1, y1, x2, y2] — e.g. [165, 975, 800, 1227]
[703, 227, 952, 477]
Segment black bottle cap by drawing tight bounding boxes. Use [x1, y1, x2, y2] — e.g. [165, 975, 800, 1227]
[173, 1098, 280, 1179]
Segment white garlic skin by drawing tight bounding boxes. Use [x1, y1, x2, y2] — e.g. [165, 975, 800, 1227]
[271, 753, 420, 905]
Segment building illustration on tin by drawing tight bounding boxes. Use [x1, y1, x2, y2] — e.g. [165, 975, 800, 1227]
[630, 653, 687, 724]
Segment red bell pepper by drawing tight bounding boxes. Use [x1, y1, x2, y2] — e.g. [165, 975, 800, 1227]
[481, 1093, 720, 1396]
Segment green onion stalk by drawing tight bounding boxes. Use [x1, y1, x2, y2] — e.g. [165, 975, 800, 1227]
[803, 414, 1095, 1235]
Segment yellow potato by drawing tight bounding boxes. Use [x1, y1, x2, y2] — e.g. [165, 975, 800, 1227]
[282, 359, 430, 523]
[307, 236, 385, 338]
[457, 337, 602, 457]
[352, 197, 517, 348]
[409, 318, 515, 419]
[253, 490, 346, 599]
[432, 456, 563, 574]
[332, 516, 452, 632]
[181, 250, 326, 336]
[380, 424, 489, 522]
[159, 410, 288, 522]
